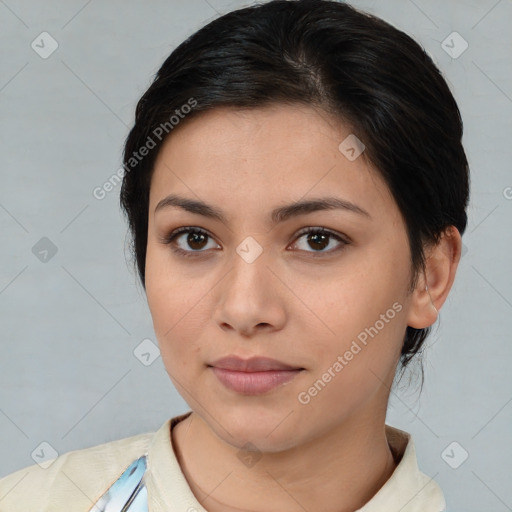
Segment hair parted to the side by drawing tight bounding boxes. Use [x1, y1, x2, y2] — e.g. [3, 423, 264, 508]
[120, 0, 470, 386]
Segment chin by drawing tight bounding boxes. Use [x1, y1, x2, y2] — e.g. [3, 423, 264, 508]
[206, 404, 304, 453]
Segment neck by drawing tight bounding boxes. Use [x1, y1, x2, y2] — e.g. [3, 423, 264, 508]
[172, 411, 398, 512]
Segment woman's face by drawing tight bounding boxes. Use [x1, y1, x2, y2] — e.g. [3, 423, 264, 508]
[145, 105, 419, 451]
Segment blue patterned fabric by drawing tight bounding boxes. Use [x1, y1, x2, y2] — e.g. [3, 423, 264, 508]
[89, 455, 148, 512]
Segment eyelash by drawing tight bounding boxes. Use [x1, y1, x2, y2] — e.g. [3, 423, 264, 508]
[161, 226, 351, 259]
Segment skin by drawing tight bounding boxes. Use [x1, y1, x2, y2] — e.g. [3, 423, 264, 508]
[145, 104, 462, 512]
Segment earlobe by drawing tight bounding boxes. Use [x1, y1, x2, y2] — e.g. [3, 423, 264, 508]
[406, 226, 462, 329]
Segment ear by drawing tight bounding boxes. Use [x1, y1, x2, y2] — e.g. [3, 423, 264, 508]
[407, 226, 462, 329]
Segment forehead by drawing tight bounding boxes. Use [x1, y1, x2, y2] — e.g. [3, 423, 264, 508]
[149, 105, 395, 223]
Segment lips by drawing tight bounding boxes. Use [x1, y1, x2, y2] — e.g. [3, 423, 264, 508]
[208, 356, 304, 395]
[208, 355, 303, 372]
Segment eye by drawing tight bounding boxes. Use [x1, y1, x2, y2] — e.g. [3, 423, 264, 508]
[162, 227, 220, 257]
[290, 227, 349, 255]
[162, 226, 350, 259]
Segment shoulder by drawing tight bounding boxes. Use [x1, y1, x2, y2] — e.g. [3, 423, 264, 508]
[0, 428, 157, 512]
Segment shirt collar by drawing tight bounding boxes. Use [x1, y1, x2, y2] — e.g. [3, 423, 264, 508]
[356, 424, 446, 511]
[144, 412, 446, 512]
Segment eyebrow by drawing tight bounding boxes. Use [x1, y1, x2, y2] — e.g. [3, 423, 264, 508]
[154, 194, 371, 225]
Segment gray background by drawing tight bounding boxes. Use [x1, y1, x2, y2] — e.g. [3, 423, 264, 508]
[1, 0, 511, 510]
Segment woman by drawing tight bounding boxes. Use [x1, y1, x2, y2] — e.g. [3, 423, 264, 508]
[0, 0, 468, 510]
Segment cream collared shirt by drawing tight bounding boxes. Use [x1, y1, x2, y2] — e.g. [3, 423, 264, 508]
[0, 411, 446, 511]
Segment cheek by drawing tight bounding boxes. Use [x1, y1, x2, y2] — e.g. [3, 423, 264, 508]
[145, 246, 212, 374]
[298, 245, 409, 374]
[297, 284, 406, 417]
[148, 287, 207, 380]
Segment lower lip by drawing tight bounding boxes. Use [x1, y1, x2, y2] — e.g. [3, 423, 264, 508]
[210, 367, 303, 395]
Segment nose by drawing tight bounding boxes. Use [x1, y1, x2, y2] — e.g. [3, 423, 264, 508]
[212, 247, 287, 338]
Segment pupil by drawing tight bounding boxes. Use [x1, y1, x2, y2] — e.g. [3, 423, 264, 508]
[309, 233, 328, 251]
[188, 232, 207, 250]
